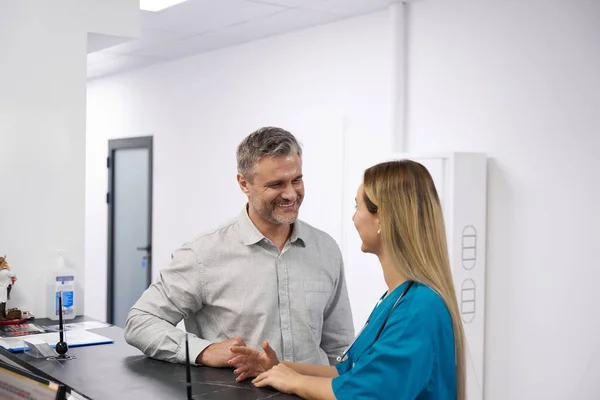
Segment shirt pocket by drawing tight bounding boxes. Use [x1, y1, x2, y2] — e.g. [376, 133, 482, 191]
[303, 280, 333, 334]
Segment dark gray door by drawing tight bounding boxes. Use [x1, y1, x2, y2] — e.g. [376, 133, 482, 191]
[107, 136, 153, 327]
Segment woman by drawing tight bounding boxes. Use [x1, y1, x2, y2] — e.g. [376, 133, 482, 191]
[229, 160, 466, 400]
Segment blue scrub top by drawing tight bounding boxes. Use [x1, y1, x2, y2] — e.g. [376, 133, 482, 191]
[332, 281, 457, 400]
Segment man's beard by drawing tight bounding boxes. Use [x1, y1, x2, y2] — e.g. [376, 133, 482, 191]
[252, 198, 302, 225]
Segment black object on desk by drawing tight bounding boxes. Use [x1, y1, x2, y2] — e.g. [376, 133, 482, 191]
[1, 318, 300, 400]
[55, 292, 68, 356]
[185, 333, 192, 400]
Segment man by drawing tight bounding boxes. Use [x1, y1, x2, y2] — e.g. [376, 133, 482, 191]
[124, 126, 354, 367]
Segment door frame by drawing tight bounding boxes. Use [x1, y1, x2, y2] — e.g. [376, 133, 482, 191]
[106, 136, 153, 324]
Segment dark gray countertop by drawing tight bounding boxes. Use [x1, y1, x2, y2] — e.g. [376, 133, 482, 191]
[1, 318, 299, 400]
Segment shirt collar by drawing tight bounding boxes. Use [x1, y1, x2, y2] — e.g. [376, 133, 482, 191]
[289, 219, 306, 247]
[237, 205, 306, 247]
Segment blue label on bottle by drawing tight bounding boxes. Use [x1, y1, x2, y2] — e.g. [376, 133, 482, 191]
[56, 276, 74, 282]
[55, 291, 74, 314]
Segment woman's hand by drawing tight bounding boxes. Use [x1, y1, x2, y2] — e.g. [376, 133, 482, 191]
[251, 363, 303, 394]
[229, 339, 279, 382]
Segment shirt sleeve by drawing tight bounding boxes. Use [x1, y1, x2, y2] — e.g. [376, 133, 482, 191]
[331, 310, 434, 400]
[320, 252, 355, 365]
[123, 247, 211, 365]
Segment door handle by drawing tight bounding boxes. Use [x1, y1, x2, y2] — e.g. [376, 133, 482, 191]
[136, 245, 152, 252]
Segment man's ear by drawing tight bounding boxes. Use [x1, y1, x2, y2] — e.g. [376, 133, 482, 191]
[237, 173, 250, 195]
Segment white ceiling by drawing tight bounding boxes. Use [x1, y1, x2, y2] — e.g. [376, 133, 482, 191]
[87, 0, 394, 80]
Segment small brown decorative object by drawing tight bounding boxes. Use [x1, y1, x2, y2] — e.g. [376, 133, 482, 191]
[5, 308, 21, 320]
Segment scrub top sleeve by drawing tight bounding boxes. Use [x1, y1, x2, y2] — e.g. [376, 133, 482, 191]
[335, 357, 352, 375]
[331, 313, 434, 400]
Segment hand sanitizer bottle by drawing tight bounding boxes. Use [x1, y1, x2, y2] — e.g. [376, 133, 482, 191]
[46, 250, 76, 320]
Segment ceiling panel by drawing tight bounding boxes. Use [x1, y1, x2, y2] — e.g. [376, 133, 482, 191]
[318, 0, 392, 16]
[214, 8, 342, 43]
[290, 0, 392, 16]
[100, 27, 186, 56]
[87, 33, 132, 53]
[132, 8, 340, 60]
[243, 0, 336, 8]
[246, 0, 392, 16]
[131, 32, 238, 60]
[141, 0, 288, 34]
[87, 0, 391, 79]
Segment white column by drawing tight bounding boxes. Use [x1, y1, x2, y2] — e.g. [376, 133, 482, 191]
[390, 1, 407, 152]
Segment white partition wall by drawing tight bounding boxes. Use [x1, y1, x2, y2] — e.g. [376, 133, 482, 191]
[343, 152, 487, 400]
[0, 0, 139, 318]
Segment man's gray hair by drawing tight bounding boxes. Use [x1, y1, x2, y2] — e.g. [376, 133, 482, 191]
[236, 126, 302, 178]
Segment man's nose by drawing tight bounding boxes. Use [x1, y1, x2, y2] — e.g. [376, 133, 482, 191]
[281, 183, 297, 200]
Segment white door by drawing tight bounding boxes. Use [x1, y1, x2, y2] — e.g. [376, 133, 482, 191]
[107, 137, 153, 328]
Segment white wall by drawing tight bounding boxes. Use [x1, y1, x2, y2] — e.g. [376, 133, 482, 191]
[0, 0, 89, 318]
[406, 1, 600, 399]
[86, 1, 600, 399]
[0, 0, 139, 320]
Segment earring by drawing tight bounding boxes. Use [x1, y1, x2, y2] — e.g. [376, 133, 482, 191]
[377, 228, 381, 234]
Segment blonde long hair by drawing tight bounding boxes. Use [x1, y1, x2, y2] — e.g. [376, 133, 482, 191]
[363, 160, 466, 400]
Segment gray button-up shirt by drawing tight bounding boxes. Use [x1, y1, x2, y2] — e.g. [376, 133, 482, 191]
[124, 208, 355, 366]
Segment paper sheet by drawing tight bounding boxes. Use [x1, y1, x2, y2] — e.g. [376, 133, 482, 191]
[0, 330, 113, 352]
